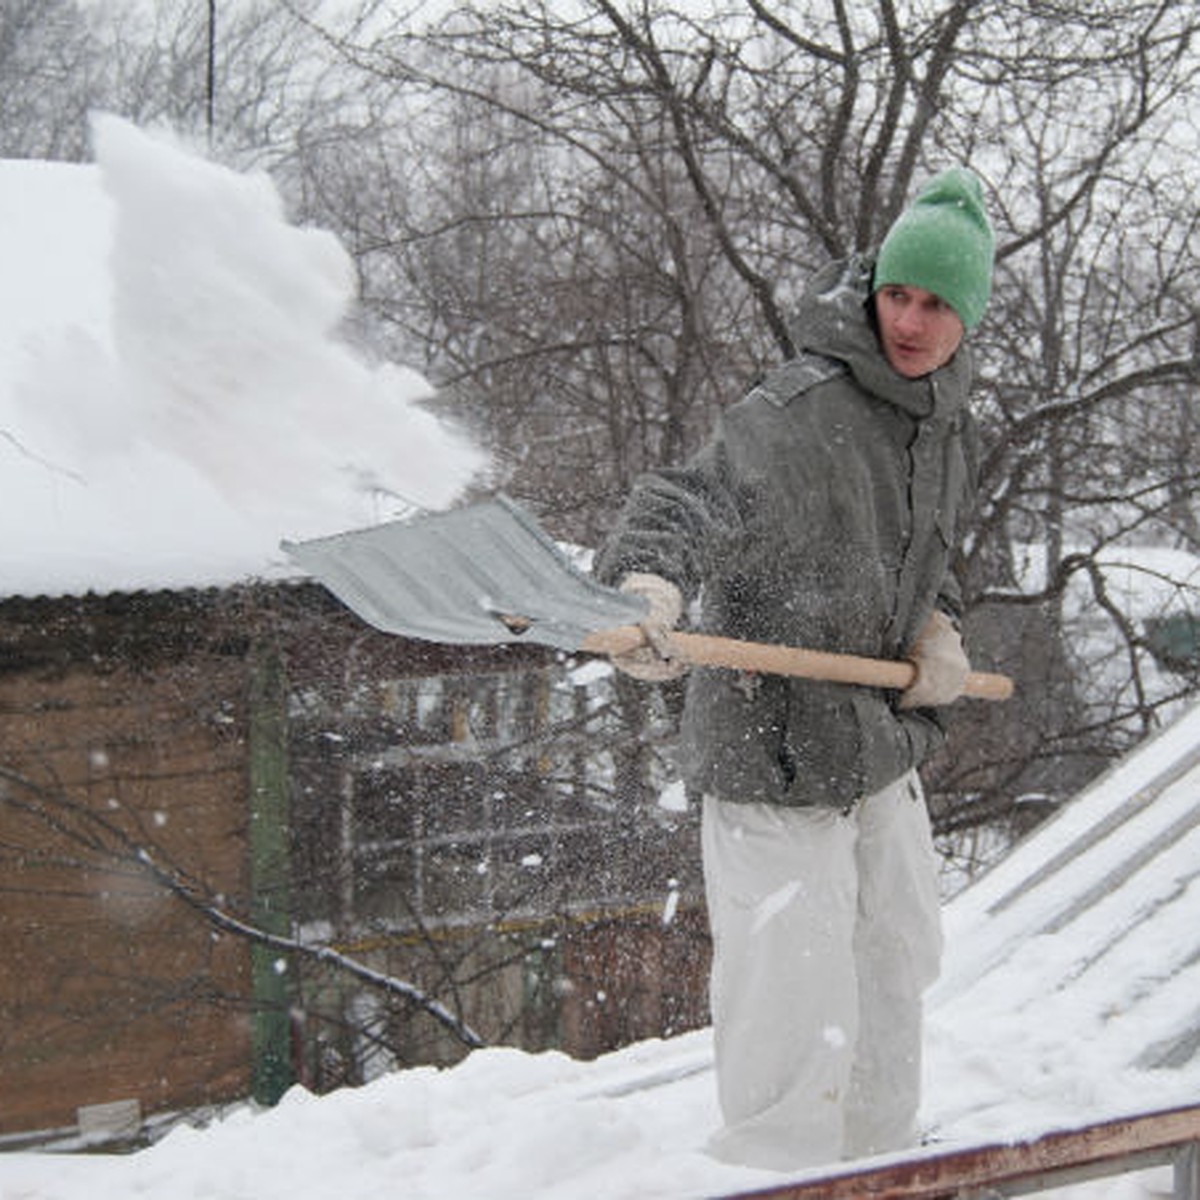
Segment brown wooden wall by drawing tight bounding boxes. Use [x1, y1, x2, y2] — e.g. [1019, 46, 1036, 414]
[559, 907, 711, 1057]
[0, 584, 709, 1138]
[0, 654, 253, 1134]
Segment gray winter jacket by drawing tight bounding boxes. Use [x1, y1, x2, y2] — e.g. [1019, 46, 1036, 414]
[594, 256, 980, 809]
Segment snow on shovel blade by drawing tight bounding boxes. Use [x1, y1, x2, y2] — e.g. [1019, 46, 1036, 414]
[281, 494, 649, 652]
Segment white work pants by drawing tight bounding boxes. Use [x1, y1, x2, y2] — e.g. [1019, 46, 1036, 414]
[701, 770, 943, 1171]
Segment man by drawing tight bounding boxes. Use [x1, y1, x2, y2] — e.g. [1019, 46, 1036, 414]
[594, 168, 994, 1170]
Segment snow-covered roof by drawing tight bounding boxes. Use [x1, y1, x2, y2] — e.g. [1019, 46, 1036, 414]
[926, 697, 1200, 1137]
[0, 116, 484, 601]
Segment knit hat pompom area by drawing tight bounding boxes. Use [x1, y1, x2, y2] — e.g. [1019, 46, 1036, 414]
[874, 167, 995, 330]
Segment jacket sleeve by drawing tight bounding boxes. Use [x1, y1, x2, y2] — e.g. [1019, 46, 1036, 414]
[593, 422, 748, 600]
[934, 409, 982, 625]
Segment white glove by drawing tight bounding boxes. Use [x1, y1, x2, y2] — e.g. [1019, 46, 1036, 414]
[612, 573, 688, 682]
[899, 609, 969, 709]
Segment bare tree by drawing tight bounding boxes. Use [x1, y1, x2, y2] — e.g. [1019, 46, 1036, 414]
[0, 0, 340, 170]
[97, 0, 335, 168]
[0, 0, 103, 159]
[932, 3, 1200, 848]
[288, 0, 1200, 863]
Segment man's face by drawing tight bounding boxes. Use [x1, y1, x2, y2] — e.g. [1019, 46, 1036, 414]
[874, 284, 965, 379]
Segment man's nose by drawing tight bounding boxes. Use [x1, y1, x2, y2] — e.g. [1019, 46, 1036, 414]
[895, 305, 924, 336]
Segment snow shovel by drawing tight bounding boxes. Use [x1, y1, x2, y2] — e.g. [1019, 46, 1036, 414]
[282, 495, 1013, 701]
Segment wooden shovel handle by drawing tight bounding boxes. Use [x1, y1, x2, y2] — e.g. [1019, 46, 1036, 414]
[580, 625, 1014, 702]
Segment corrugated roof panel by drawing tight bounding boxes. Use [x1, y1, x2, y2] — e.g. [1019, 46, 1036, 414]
[930, 698, 1200, 1098]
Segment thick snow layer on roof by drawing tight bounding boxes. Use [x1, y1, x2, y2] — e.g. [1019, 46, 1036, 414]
[0, 116, 484, 599]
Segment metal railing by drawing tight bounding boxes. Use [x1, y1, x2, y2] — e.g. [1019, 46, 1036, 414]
[721, 1103, 1200, 1199]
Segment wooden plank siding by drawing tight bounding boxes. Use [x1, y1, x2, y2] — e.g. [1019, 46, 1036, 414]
[0, 584, 710, 1138]
[0, 657, 252, 1133]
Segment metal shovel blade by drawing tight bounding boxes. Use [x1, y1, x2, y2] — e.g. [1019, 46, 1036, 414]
[281, 495, 649, 652]
[284, 496, 1015, 700]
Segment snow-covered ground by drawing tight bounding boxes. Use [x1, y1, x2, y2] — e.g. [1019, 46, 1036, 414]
[0, 122, 1192, 1199]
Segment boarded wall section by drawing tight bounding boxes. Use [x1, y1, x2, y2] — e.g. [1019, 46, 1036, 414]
[0, 590, 255, 1134]
[0, 583, 710, 1138]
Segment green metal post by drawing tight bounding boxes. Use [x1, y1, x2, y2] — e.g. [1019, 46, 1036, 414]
[248, 639, 293, 1105]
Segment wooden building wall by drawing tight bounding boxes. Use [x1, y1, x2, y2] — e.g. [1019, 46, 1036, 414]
[0, 584, 709, 1140]
[0, 629, 253, 1135]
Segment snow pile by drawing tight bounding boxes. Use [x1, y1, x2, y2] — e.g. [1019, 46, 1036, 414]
[0, 1028, 1177, 1199]
[0, 115, 485, 599]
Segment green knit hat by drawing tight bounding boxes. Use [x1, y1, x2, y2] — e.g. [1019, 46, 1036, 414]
[874, 168, 994, 329]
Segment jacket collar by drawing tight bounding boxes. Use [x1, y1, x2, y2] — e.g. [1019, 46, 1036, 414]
[789, 254, 973, 421]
